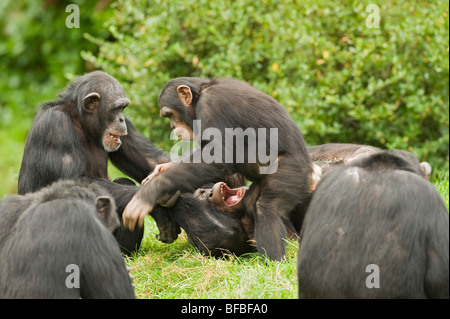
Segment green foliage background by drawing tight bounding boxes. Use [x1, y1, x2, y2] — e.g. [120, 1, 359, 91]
[0, 0, 449, 196]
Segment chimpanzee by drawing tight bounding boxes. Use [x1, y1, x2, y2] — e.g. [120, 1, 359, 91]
[0, 180, 135, 299]
[174, 144, 432, 258]
[123, 77, 313, 261]
[297, 150, 449, 298]
[307, 143, 379, 175]
[178, 144, 380, 256]
[307, 143, 432, 183]
[17, 71, 179, 254]
[163, 181, 255, 257]
[184, 180, 305, 257]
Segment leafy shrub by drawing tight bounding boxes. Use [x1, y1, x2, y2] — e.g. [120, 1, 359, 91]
[83, 0, 449, 169]
[0, 0, 113, 117]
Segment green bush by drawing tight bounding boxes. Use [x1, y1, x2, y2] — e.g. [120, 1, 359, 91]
[83, 0, 449, 169]
[0, 0, 112, 105]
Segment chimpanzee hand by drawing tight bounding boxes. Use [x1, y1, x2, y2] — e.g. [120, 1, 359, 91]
[140, 162, 181, 208]
[141, 162, 177, 185]
[122, 192, 154, 232]
[123, 176, 181, 231]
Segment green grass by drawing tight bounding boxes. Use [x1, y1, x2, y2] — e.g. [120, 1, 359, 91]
[126, 218, 299, 299]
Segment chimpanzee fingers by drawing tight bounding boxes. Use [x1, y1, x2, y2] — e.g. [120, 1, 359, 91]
[137, 205, 152, 229]
[153, 162, 177, 177]
[151, 164, 164, 177]
[141, 164, 164, 185]
[123, 198, 152, 231]
[122, 200, 136, 231]
[141, 175, 152, 186]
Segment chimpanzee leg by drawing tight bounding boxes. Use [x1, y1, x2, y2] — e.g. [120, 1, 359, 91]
[254, 199, 288, 261]
[115, 225, 144, 255]
[253, 156, 312, 261]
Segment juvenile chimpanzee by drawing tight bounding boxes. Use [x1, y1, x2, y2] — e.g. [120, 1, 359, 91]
[123, 77, 313, 261]
[297, 150, 449, 299]
[164, 181, 255, 257]
[183, 181, 303, 257]
[0, 180, 135, 299]
[17, 71, 179, 254]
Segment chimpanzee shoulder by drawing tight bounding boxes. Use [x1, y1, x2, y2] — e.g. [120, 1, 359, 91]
[0, 180, 135, 299]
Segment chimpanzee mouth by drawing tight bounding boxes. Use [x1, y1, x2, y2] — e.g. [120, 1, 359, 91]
[104, 131, 128, 152]
[110, 133, 121, 144]
[109, 132, 127, 144]
[219, 182, 246, 206]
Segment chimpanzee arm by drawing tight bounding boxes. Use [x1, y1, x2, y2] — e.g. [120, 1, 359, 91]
[109, 118, 168, 182]
[123, 151, 233, 231]
[150, 163, 228, 203]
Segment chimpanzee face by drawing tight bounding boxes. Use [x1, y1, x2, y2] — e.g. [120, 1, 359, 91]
[82, 90, 130, 152]
[159, 83, 200, 141]
[160, 105, 193, 141]
[102, 96, 129, 152]
[194, 182, 247, 214]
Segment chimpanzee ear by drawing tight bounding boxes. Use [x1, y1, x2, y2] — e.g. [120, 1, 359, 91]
[95, 196, 112, 221]
[420, 161, 432, 180]
[176, 85, 193, 107]
[83, 92, 101, 113]
[95, 195, 120, 233]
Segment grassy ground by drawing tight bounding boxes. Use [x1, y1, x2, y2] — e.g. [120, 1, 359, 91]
[126, 218, 299, 299]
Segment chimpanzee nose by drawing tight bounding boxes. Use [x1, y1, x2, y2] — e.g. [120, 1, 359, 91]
[194, 188, 210, 200]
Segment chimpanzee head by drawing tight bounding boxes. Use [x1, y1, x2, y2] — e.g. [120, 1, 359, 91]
[193, 182, 255, 242]
[61, 71, 130, 152]
[194, 182, 247, 214]
[158, 77, 208, 141]
[351, 149, 432, 180]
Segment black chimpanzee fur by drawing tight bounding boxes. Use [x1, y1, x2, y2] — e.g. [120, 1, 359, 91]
[298, 150, 449, 299]
[0, 180, 135, 299]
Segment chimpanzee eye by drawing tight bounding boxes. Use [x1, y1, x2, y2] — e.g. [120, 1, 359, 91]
[160, 107, 173, 118]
